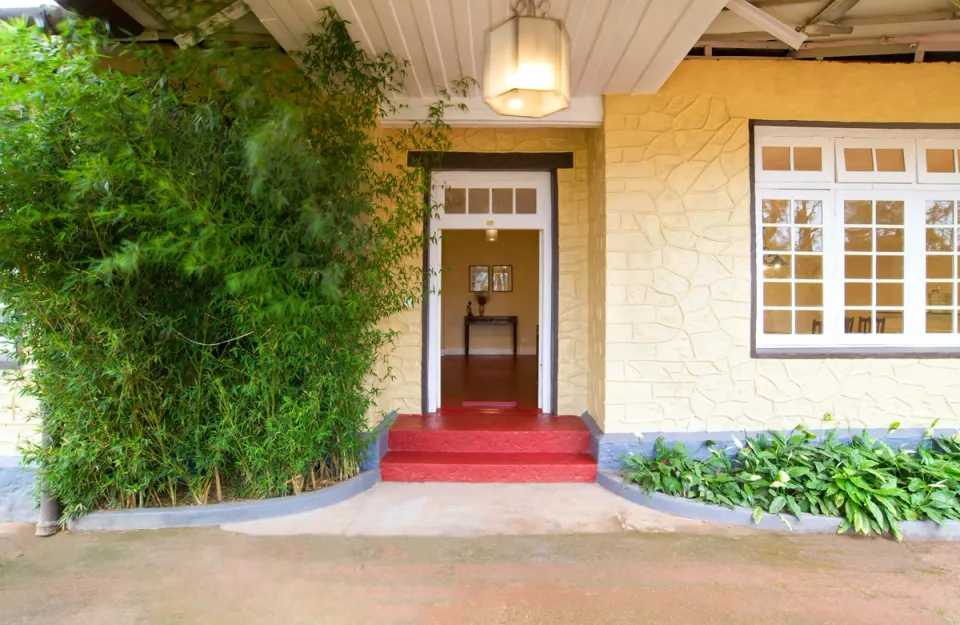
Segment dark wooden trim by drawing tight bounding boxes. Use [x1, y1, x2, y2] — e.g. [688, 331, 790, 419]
[408, 151, 574, 171]
[753, 120, 960, 131]
[749, 121, 759, 359]
[757, 348, 960, 359]
[549, 169, 560, 415]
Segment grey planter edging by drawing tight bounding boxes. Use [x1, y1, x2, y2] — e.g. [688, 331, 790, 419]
[65, 413, 395, 532]
[68, 467, 380, 532]
[597, 470, 960, 542]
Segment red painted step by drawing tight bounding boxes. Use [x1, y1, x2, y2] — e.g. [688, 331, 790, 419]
[389, 413, 591, 454]
[380, 451, 597, 483]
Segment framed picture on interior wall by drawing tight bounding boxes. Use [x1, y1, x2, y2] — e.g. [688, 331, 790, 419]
[469, 265, 490, 292]
[492, 265, 513, 292]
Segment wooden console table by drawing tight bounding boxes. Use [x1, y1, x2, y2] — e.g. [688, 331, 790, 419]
[464, 315, 518, 356]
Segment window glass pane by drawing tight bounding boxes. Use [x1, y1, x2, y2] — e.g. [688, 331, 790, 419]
[876, 201, 904, 225]
[927, 282, 953, 306]
[515, 188, 537, 214]
[926, 228, 954, 252]
[845, 229, 872, 252]
[763, 282, 792, 307]
[762, 146, 791, 171]
[762, 199, 790, 224]
[927, 311, 954, 334]
[762, 255, 791, 279]
[845, 255, 872, 279]
[844, 200, 873, 224]
[468, 188, 490, 214]
[926, 149, 956, 174]
[880, 312, 903, 335]
[925, 200, 955, 225]
[492, 188, 513, 214]
[796, 283, 822, 307]
[876, 256, 903, 280]
[793, 147, 822, 172]
[927, 256, 954, 279]
[795, 256, 822, 279]
[444, 188, 466, 214]
[796, 310, 823, 335]
[876, 148, 906, 172]
[763, 310, 791, 334]
[793, 200, 822, 224]
[844, 311, 869, 334]
[876, 228, 904, 252]
[793, 227, 822, 252]
[763, 227, 790, 251]
[845, 283, 872, 307]
[844, 148, 874, 172]
[877, 283, 903, 307]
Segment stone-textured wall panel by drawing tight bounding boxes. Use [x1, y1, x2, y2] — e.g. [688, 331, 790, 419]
[602, 60, 960, 434]
[0, 376, 38, 457]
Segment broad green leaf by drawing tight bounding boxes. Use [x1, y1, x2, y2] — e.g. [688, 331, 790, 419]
[769, 496, 787, 515]
[752, 506, 764, 524]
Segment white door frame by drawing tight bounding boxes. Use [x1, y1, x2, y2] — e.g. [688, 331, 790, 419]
[426, 170, 555, 413]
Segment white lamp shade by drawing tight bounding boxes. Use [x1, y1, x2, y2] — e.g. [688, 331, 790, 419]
[484, 16, 570, 118]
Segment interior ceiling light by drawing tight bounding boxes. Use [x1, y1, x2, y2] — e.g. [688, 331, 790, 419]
[483, 0, 570, 118]
[486, 229, 499, 243]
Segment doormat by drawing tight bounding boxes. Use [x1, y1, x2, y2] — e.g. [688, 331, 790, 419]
[461, 401, 519, 409]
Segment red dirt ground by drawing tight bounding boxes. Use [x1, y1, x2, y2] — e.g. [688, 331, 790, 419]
[1, 522, 959, 624]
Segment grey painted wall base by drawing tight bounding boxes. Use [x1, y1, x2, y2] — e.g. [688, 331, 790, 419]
[581, 414, 958, 470]
[597, 470, 960, 542]
[0, 456, 37, 523]
[581, 413, 643, 470]
[68, 467, 380, 532]
[361, 411, 395, 471]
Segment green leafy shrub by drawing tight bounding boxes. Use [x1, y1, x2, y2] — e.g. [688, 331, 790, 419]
[622, 424, 960, 541]
[0, 11, 459, 518]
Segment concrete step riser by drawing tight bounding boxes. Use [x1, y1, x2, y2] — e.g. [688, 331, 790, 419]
[388, 430, 591, 454]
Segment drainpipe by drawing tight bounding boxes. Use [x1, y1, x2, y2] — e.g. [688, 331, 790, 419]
[35, 407, 61, 537]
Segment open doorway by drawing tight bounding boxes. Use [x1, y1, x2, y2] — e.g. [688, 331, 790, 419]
[425, 170, 555, 414]
[440, 230, 540, 410]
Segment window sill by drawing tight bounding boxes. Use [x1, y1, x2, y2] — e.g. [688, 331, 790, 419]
[754, 346, 960, 359]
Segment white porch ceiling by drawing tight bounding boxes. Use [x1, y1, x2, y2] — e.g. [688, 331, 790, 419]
[244, 0, 728, 126]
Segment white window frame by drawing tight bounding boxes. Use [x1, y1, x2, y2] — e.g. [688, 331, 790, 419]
[754, 125, 960, 354]
[755, 135, 834, 184]
[917, 138, 960, 185]
[835, 138, 917, 184]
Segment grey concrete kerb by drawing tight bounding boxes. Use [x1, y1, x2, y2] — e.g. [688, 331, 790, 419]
[60, 413, 398, 532]
[597, 470, 960, 542]
[68, 467, 380, 532]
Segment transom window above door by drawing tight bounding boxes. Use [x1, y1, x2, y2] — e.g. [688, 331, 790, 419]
[754, 125, 960, 355]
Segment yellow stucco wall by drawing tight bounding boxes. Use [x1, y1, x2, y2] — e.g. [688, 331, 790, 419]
[587, 128, 607, 428]
[601, 59, 960, 434]
[0, 375, 38, 456]
[375, 128, 590, 416]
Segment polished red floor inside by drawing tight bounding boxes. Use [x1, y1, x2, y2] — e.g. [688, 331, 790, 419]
[441, 355, 538, 410]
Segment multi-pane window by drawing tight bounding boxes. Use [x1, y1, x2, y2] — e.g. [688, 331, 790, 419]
[755, 127, 960, 352]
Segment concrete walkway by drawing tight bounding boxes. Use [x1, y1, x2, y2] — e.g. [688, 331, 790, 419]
[223, 482, 711, 537]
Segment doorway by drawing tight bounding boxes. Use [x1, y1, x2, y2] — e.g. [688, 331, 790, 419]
[440, 230, 540, 409]
[426, 171, 555, 414]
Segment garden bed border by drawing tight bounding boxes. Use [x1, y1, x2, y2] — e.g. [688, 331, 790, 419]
[597, 469, 960, 541]
[66, 413, 396, 532]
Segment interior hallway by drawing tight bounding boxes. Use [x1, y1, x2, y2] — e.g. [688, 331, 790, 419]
[441, 355, 538, 410]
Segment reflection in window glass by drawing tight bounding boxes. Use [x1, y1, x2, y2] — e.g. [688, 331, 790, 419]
[925, 200, 959, 334]
[762, 146, 791, 171]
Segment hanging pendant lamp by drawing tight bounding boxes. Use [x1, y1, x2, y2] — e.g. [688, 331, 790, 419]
[484, 0, 570, 118]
